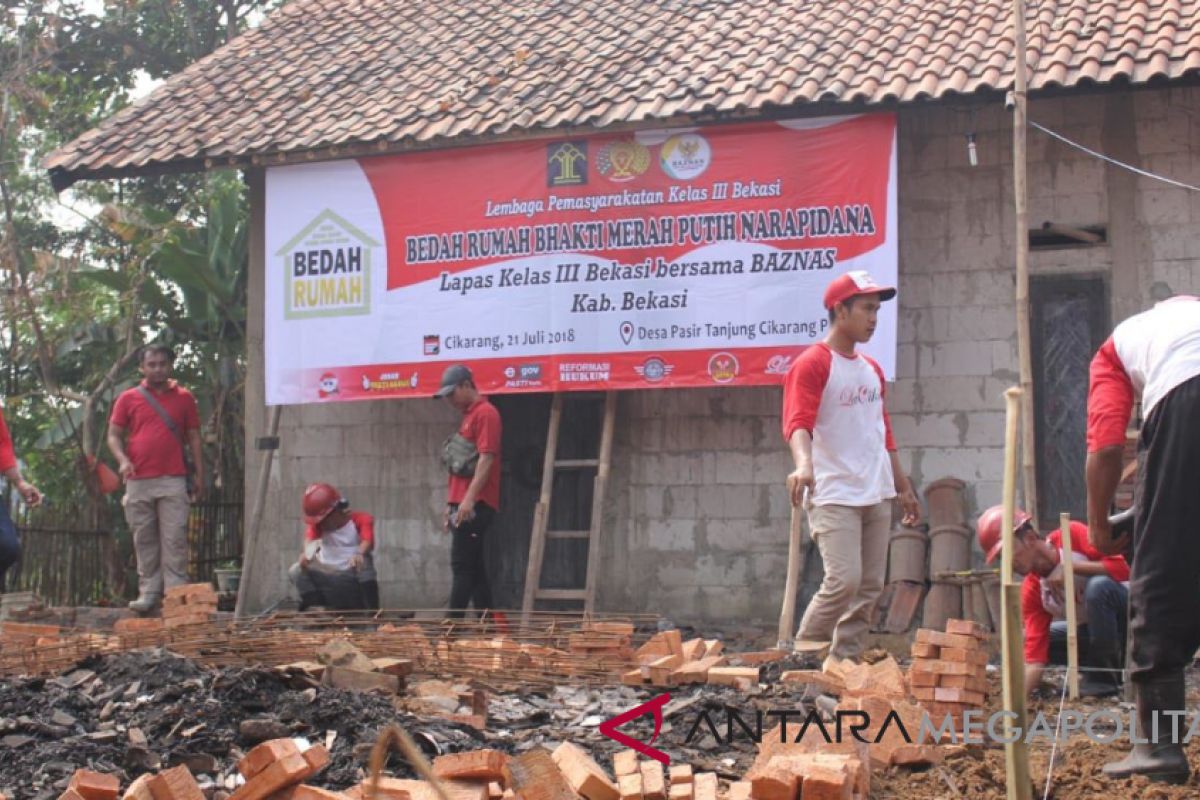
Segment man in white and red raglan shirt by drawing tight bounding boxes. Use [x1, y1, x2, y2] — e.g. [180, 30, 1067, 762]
[0, 401, 42, 593]
[782, 271, 921, 662]
[289, 482, 379, 611]
[1085, 294, 1200, 784]
[975, 504, 1129, 699]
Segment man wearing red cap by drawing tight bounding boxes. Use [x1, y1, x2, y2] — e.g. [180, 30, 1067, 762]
[288, 482, 378, 610]
[782, 270, 920, 662]
[1085, 295, 1200, 783]
[975, 504, 1128, 698]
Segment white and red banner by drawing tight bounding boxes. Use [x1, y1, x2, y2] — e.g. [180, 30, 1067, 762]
[264, 114, 897, 404]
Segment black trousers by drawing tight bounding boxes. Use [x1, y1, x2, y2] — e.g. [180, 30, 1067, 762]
[1129, 373, 1200, 682]
[447, 502, 496, 619]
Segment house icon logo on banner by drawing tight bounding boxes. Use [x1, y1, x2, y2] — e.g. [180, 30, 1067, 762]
[279, 209, 380, 320]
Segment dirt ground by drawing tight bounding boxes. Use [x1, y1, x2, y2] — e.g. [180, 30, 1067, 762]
[872, 673, 1200, 799]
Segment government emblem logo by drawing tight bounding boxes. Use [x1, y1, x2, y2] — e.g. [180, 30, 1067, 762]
[547, 141, 588, 186]
[597, 140, 651, 182]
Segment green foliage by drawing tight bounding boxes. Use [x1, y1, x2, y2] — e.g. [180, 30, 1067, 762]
[0, 0, 280, 519]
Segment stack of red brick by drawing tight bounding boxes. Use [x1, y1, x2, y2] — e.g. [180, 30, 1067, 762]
[163, 584, 219, 629]
[623, 631, 759, 689]
[908, 619, 990, 728]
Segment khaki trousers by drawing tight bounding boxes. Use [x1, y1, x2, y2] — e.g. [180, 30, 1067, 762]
[124, 476, 190, 597]
[796, 500, 892, 660]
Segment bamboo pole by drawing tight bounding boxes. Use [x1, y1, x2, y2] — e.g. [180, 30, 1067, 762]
[1001, 387, 1032, 800]
[1060, 512, 1080, 699]
[777, 504, 806, 648]
[1012, 0, 1038, 522]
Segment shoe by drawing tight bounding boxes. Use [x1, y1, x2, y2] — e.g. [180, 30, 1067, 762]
[1079, 638, 1123, 698]
[128, 594, 161, 614]
[1102, 673, 1191, 784]
[298, 590, 324, 612]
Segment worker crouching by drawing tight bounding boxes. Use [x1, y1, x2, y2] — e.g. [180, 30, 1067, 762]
[288, 482, 379, 611]
[976, 504, 1129, 699]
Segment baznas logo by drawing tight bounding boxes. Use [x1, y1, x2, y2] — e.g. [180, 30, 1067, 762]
[660, 133, 711, 180]
[280, 209, 379, 320]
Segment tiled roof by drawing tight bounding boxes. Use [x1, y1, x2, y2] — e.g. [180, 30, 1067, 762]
[45, 0, 1200, 188]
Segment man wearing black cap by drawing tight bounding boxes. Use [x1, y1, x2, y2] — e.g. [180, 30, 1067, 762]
[781, 270, 920, 662]
[435, 364, 502, 618]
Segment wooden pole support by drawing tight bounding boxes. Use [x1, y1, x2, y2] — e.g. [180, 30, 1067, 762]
[1060, 512, 1080, 699]
[777, 504, 805, 649]
[1001, 387, 1032, 800]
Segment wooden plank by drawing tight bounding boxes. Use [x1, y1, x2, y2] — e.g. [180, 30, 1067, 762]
[521, 393, 563, 625]
[582, 390, 617, 614]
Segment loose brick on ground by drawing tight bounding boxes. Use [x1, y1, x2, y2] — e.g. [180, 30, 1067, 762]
[433, 750, 509, 782]
[122, 775, 154, 800]
[618, 773, 643, 800]
[229, 753, 309, 800]
[914, 630, 980, 650]
[69, 770, 120, 800]
[691, 773, 716, 800]
[706, 667, 759, 687]
[504, 749, 577, 800]
[668, 765, 692, 785]
[612, 751, 639, 778]
[945, 619, 990, 639]
[239, 738, 301, 779]
[551, 742, 619, 800]
[639, 761, 666, 800]
[148, 766, 205, 800]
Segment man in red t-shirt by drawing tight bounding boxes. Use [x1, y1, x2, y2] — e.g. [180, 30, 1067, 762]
[0, 401, 43, 592]
[976, 505, 1129, 699]
[434, 364, 501, 619]
[107, 345, 205, 613]
[288, 482, 378, 610]
[781, 271, 921, 662]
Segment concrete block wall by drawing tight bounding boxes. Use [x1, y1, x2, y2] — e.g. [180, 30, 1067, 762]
[242, 85, 1200, 621]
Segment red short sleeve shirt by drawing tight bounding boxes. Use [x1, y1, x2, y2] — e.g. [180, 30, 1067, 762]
[448, 397, 502, 511]
[109, 381, 200, 480]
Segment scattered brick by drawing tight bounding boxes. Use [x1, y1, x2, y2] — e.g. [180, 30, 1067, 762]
[706, 667, 759, 687]
[779, 670, 845, 695]
[691, 773, 716, 800]
[239, 739, 301, 779]
[229, 753, 309, 800]
[69, 770, 120, 800]
[727, 782, 751, 800]
[639, 761, 666, 800]
[668, 765, 692, 785]
[122, 775, 155, 800]
[617, 773, 643, 800]
[612, 751, 639, 778]
[113, 618, 165, 634]
[796, 764, 849, 800]
[433, 750, 509, 782]
[680, 639, 706, 661]
[148, 765, 205, 800]
[504, 749, 577, 800]
[551, 742, 619, 800]
[667, 785, 691, 800]
[671, 656, 727, 685]
[302, 745, 330, 776]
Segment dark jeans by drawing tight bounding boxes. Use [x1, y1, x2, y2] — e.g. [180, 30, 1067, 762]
[447, 502, 495, 619]
[1129, 373, 1200, 683]
[0, 499, 20, 594]
[1048, 575, 1128, 664]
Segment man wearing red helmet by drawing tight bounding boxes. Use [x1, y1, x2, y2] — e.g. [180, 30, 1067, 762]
[782, 271, 921, 662]
[288, 482, 378, 610]
[975, 505, 1129, 698]
[1085, 295, 1200, 783]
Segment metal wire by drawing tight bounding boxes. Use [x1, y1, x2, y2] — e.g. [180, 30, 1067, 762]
[1041, 675, 1071, 800]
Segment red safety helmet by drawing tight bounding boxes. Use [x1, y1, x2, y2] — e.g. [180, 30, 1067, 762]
[976, 504, 1033, 564]
[303, 482, 343, 525]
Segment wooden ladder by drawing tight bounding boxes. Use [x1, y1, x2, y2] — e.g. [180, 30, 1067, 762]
[521, 391, 617, 624]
